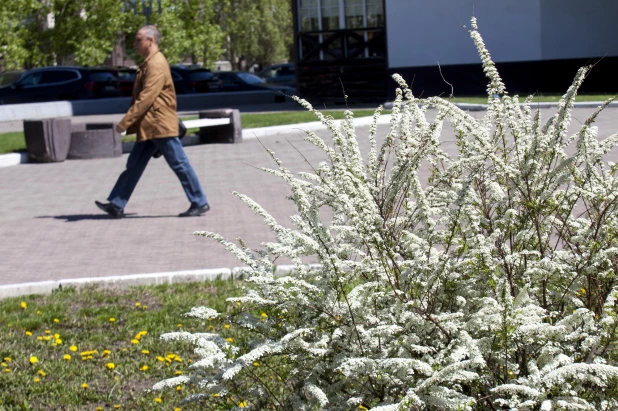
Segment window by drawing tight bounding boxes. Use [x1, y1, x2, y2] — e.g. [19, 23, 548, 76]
[87, 72, 115, 82]
[299, 0, 319, 31]
[18, 72, 43, 87]
[189, 71, 216, 81]
[321, 0, 339, 31]
[366, 0, 384, 28]
[344, 0, 364, 29]
[237, 73, 265, 85]
[41, 70, 79, 84]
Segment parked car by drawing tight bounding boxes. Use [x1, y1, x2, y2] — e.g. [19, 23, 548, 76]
[257, 63, 296, 87]
[97, 67, 136, 97]
[0, 67, 121, 104]
[170, 66, 223, 94]
[215, 71, 294, 95]
[0, 71, 24, 88]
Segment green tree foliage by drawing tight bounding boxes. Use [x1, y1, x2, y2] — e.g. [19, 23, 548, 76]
[0, 0, 292, 71]
[223, 0, 293, 70]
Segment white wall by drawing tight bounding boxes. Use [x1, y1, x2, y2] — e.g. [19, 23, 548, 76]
[540, 0, 618, 60]
[386, 0, 542, 68]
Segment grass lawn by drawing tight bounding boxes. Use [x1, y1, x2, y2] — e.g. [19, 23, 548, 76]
[0, 280, 244, 410]
[1, 94, 616, 154]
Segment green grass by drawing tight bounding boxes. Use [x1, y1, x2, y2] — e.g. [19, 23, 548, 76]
[1, 95, 616, 154]
[0, 280, 244, 410]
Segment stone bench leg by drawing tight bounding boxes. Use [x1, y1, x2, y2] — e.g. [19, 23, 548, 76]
[23, 118, 72, 163]
[198, 109, 242, 144]
[67, 123, 122, 159]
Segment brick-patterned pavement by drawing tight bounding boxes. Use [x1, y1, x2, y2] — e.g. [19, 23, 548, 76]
[1, 107, 617, 285]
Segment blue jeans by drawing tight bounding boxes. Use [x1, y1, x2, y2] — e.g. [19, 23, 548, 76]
[108, 137, 207, 210]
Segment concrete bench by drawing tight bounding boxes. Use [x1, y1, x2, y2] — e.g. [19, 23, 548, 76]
[68, 123, 122, 160]
[197, 108, 242, 144]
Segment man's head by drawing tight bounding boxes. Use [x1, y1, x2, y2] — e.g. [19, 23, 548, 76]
[134, 25, 161, 57]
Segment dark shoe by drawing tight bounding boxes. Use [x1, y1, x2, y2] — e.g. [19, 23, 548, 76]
[179, 203, 210, 217]
[95, 201, 124, 218]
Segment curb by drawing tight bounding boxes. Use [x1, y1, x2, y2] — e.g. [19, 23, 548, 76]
[0, 264, 321, 300]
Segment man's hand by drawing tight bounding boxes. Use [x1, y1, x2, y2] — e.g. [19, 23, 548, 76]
[115, 124, 125, 134]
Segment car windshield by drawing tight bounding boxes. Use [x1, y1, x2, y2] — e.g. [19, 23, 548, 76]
[237, 72, 265, 85]
[189, 71, 215, 81]
[89, 71, 117, 81]
[0, 72, 23, 88]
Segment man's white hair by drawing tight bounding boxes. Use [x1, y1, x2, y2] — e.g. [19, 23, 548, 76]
[140, 25, 161, 44]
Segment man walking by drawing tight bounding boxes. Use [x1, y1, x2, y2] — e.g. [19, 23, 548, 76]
[95, 25, 210, 218]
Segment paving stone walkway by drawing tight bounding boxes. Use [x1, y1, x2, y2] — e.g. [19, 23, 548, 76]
[1, 107, 617, 286]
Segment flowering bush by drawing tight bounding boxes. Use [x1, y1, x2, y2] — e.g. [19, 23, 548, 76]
[157, 18, 618, 410]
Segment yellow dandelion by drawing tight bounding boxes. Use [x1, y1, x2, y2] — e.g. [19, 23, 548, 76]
[29, 356, 39, 364]
[106, 362, 115, 370]
[37, 336, 43, 341]
[239, 401, 247, 408]
[55, 339, 63, 345]
[102, 350, 111, 357]
[141, 349, 150, 355]
[154, 397, 162, 403]
[38, 370, 46, 377]
[114, 405, 121, 409]
[580, 288, 586, 295]
[261, 312, 268, 318]
[175, 371, 183, 375]
[0, 363, 4, 367]
[43, 336, 51, 341]
[109, 317, 116, 323]
[53, 318, 59, 323]
[25, 331, 32, 336]
[3, 357, 11, 362]
[20, 301, 27, 309]
[156, 356, 165, 362]
[69, 345, 77, 352]
[225, 337, 233, 343]
[63, 354, 71, 361]
[4, 368, 10, 373]
[34, 377, 40, 383]
[253, 361, 260, 367]
[53, 333, 60, 339]
[135, 302, 141, 307]
[142, 305, 148, 310]
[174, 408, 181, 411]
[131, 339, 139, 345]
[176, 385, 182, 391]
[359, 406, 369, 410]
[224, 324, 230, 329]
[36, 310, 41, 315]
[140, 365, 149, 371]
[45, 330, 50, 334]
[96, 408, 103, 411]
[212, 393, 219, 397]
[177, 323, 182, 327]
[81, 383, 88, 388]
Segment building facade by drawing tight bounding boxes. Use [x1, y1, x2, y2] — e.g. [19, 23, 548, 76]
[293, 0, 618, 103]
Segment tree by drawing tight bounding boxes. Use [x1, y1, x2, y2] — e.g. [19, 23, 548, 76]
[223, 0, 293, 70]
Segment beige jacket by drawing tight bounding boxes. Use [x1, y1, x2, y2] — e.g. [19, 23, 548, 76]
[118, 51, 178, 141]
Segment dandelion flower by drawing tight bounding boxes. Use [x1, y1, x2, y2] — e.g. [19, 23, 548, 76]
[176, 385, 182, 391]
[25, 331, 32, 336]
[174, 408, 181, 411]
[69, 345, 77, 352]
[253, 361, 260, 367]
[239, 401, 247, 408]
[177, 323, 182, 327]
[44, 330, 50, 334]
[53, 318, 59, 323]
[106, 362, 115, 370]
[29, 356, 38, 364]
[34, 377, 40, 383]
[135, 302, 141, 307]
[109, 318, 116, 323]
[4, 368, 10, 373]
[140, 365, 149, 371]
[20, 301, 27, 309]
[3, 357, 11, 362]
[156, 356, 165, 362]
[63, 354, 71, 361]
[175, 371, 183, 375]
[142, 305, 147, 310]
[38, 370, 46, 377]
[96, 408, 103, 411]
[261, 312, 268, 318]
[81, 383, 88, 388]
[225, 337, 233, 343]
[141, 349, 150, 355]
[114, 405, 121, 409]
[154, 397, 162, 403]
[131, 339, 139, 345]
[102, 350, 111, 357]
[224, 324, 230, 329]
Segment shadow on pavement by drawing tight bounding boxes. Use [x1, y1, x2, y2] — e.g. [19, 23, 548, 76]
[36, 214, 176, 222]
